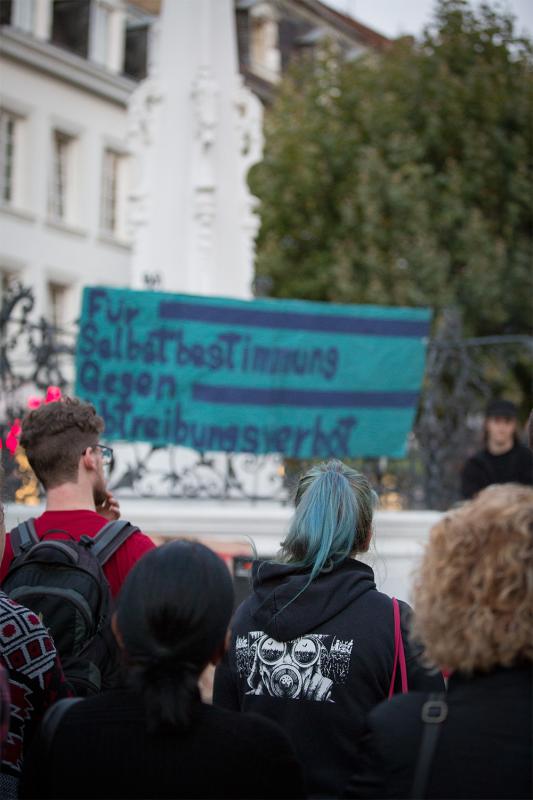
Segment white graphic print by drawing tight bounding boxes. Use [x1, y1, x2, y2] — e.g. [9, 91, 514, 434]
[235, 631, 354, 702]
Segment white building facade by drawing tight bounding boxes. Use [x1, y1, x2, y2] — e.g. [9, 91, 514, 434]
[0, 0, 389, 322]
[2, 3, 435, 604]
[0, 0, 146, 326]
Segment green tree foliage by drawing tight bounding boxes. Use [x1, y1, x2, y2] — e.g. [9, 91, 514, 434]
[250, 0, 533, 339]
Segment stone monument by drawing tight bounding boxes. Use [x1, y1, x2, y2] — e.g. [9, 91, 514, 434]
[128, 0, 263, 299]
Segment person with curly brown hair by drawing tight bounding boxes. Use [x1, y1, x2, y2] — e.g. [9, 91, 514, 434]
[0, 398, 155, 697]
[0, 397, 154, 596]
[344, 483, 533, 800]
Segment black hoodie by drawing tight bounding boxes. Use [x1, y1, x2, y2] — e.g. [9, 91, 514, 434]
[461, 442, 533, 499]
[213, 558, 444, 799]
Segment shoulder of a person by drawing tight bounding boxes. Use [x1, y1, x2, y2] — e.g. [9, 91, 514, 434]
[115, 530, 155, 561]
[515, 443, 533, 461]
[369, 691, 427, 733]
[364, 695, 429, 758]
[0, 591, 46, 628]
[58, 688, 128, 723]
[0, 596, 58, 671]
[359, 587, 411, 618]
[229, 595, 255, 630]
[96, 522, 155, 552]
[127, 528, 155, 544]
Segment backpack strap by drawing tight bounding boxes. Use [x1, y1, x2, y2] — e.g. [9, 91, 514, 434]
[91, 520, 139, 566]
[10, 519, 39, 558]
[410, 693, 448, 799]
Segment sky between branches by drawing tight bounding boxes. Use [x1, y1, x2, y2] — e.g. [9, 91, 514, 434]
[327, 0, 533, 39]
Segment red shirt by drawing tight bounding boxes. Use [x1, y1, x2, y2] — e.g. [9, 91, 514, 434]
[0, 510, 155, 598]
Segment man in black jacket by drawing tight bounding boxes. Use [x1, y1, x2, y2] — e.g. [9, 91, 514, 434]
[461, 399, 533, 499]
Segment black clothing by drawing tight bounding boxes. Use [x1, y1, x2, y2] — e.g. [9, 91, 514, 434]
[461, 442, 533, 499]
[343, 664, 532, 799]
[213, 558, 444, 798]
[19, 688, 305, 799]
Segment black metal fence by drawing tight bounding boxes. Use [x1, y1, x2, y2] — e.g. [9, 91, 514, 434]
[1, 282, 531, 510]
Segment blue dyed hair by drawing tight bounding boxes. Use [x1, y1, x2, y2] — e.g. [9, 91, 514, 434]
[277, 460, 378, 588]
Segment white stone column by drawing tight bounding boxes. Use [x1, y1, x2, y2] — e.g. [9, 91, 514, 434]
[127, 0, 263, 299]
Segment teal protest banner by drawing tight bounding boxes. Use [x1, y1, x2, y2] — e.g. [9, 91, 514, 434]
[75, 287, 431, 458]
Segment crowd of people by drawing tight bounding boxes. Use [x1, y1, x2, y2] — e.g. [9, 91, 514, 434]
[0, 396, 531, 799]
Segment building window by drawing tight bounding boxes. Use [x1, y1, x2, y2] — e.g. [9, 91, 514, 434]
[47, 281, 69, 329]
[100, 148, 128, 238]
[0, 109, 26, 209]
[123, 21, 148, 80]
[90, 1, 125, 73]
[91, 1, 111, 66]
[0, 269, 17, 308]
[51, 0, 90, 58]
[0, 110, 17, 205]
[0, 1, 13, 26]
[49, 129, 77, 223]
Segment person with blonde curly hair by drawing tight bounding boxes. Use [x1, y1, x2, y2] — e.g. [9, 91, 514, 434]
[344, 483, 533, 799]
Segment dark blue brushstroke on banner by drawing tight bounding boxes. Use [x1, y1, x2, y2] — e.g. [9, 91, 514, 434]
[192, 384, 419, 409]
[159, 301, 430, 338]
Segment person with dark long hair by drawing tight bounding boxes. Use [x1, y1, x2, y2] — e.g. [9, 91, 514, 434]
[19, 541, 304, 799]
[214, 460, 443, 798]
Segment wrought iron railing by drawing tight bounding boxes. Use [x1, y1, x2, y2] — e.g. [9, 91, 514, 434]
[1, 282, 531, 509]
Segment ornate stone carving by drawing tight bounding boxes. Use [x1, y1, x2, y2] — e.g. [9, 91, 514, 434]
[127, 77, 163, 237]
[192, 65, 219, 155]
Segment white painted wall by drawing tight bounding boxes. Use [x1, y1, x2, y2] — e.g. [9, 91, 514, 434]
[0, 47, 132, 323]
[4, 501, 441, 603]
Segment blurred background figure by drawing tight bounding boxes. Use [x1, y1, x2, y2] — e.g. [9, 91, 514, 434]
[344, 483, 533, 799]
[20, 540, 304, 800]
[461, 400, 533, 499]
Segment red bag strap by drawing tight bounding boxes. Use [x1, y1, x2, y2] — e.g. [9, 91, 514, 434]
[389, 596, 408, 698]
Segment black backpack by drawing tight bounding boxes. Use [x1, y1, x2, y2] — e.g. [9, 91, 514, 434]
[2, 518, 139, 696]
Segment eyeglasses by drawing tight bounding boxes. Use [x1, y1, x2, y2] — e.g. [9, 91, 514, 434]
[86, 444, 114, 467]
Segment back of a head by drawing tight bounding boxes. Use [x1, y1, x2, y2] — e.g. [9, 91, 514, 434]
[116, 540, 234, 733]
[413, 484, 533, 673]
[279, 460, 377, 583]
[20, 397, 104, 489]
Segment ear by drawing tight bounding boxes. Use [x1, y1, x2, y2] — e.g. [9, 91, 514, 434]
[111, 612, 124, 650]
[209, 628, 231, 667]
[81, 447, 97, 473]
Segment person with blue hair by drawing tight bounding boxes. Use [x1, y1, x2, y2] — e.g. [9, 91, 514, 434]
[214, 459, 443, 798]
